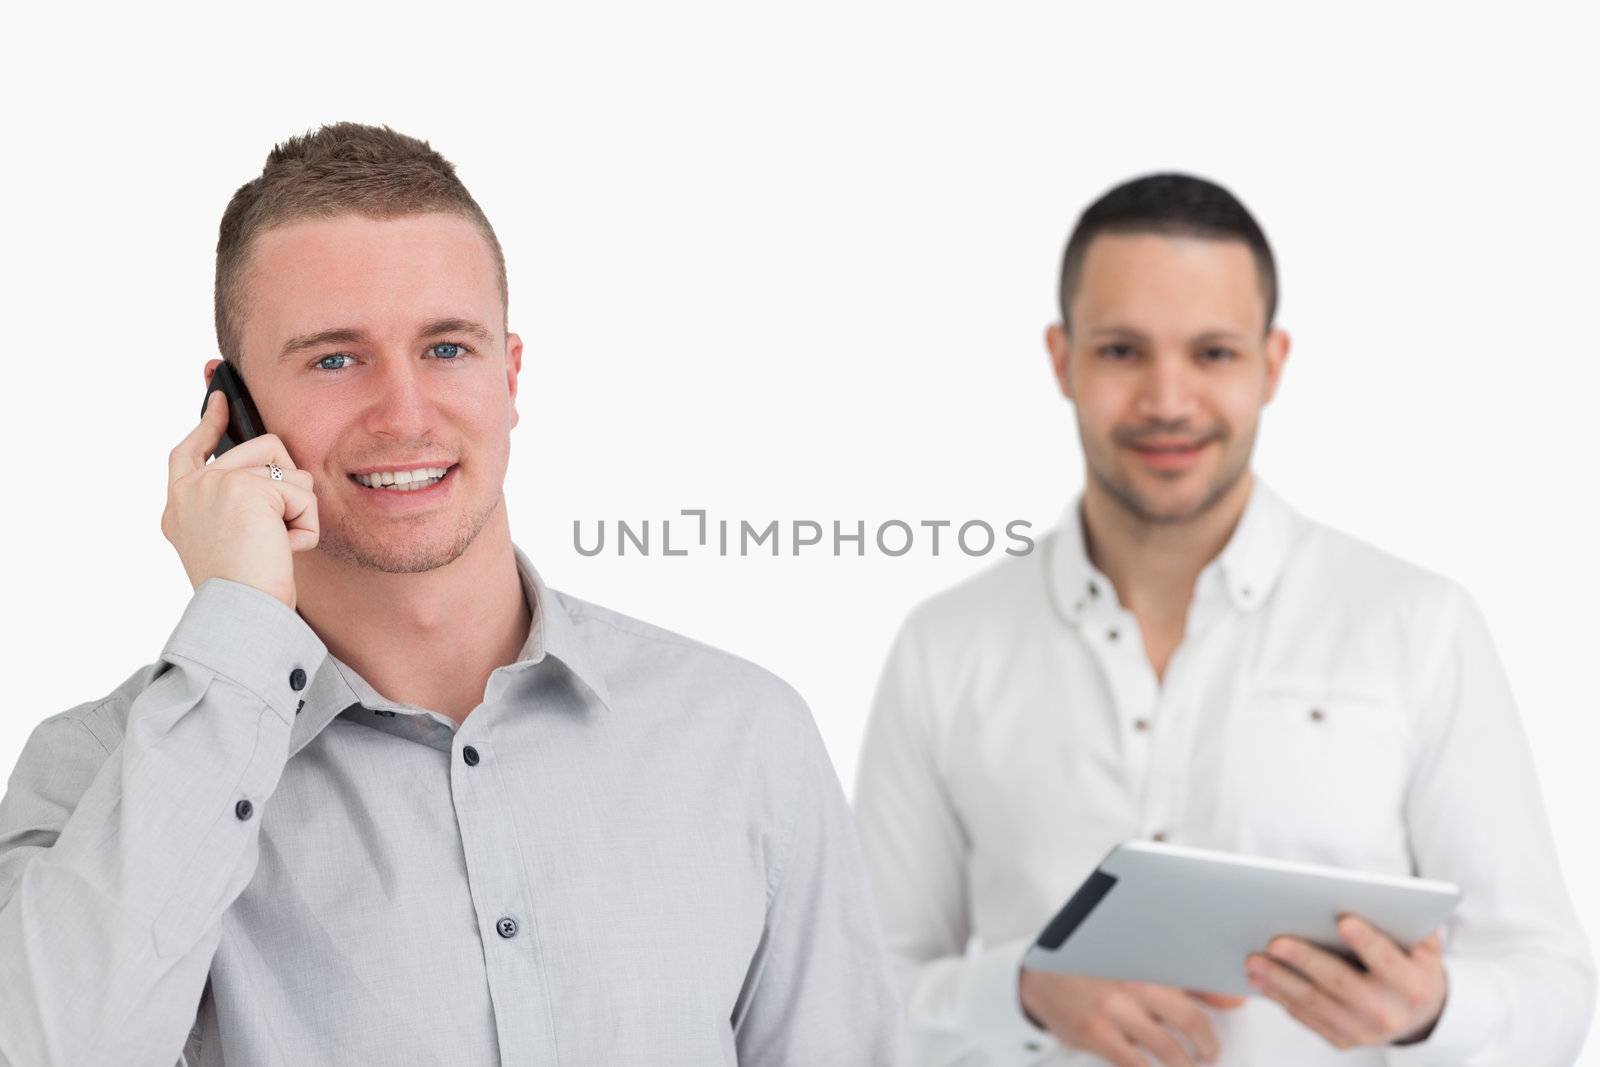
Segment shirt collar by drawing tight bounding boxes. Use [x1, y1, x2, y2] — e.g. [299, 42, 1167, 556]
[287, 542, 612, 758]
[1046, 477, 1294, 627]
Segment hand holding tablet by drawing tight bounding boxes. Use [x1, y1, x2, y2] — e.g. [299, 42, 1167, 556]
[1020, 841, 1461, 1058]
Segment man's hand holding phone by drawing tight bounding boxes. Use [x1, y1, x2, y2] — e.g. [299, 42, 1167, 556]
[161, 389, 319, 611]
[1019, 968, 1244, 1066]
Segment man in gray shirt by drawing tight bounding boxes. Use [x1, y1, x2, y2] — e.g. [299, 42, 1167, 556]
[0, 123, 904, 1066]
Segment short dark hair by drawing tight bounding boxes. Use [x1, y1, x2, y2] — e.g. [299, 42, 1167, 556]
[215, 122, 507, 380]
[1057, 172, 1277, 334]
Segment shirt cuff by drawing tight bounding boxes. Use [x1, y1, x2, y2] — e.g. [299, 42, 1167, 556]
[1384, 955, 1505, 1065]
[967, 935, 1060, 1061]
[160, 577, 329, 726]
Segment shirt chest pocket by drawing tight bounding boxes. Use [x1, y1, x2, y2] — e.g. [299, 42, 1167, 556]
[1218, 681, 1414, 865]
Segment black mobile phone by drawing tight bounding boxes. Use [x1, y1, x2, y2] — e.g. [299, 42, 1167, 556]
[201, 360, 267, 460]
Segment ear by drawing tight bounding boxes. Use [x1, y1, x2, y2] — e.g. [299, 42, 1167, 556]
[1261, 327, 1291, 405]
[204, 358, 224, 388]
[505, 331, 524, 429]
[1046, 323, 1075, 401]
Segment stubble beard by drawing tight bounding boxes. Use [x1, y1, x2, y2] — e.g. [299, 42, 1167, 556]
[1088, 425, 1255, 527]
[315, 488, 504, 574]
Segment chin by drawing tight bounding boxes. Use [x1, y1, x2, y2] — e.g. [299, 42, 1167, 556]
[1106, 470, 1228, 526]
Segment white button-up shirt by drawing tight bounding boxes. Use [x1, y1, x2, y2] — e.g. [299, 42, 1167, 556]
[854, 480, 1594, 1066]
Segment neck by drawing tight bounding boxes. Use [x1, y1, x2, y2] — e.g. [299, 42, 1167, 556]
[290, 505, 532, 724]
[1081, 470, 1254, 632]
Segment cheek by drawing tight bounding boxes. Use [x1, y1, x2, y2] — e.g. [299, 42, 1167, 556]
[282, 432, 336, 475]
[1205, 375, 1268, 429]
[1070, 374, 1132, 427]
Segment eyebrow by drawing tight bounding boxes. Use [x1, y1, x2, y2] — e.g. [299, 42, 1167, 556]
[278, 317, 496, 363]
[1088, 325, 1251, 344]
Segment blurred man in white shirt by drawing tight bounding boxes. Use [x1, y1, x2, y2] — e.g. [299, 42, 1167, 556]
[853, 172, 1595, 1066]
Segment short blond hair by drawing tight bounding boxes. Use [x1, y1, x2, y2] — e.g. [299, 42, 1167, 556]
[214, 122, 507, 378]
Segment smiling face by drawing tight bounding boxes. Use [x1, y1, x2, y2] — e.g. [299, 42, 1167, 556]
[1047, 231, 1289, 525]
[215, 211, 522, 574]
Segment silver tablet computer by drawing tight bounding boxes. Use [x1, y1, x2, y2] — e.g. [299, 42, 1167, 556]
[1021, 840, 1461, 997]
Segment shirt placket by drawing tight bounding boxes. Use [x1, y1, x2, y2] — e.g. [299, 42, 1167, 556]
[1140, 572, 1231, 846]
[1079, 586, 1163, 830]
[450, 716, 560, 1065]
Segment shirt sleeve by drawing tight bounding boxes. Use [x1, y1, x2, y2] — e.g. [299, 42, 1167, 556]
[729, 682, 910, 1066]
[0, 578, 328, 1067]
[1385, 584, 1596, 1067]
[853, 616, 1059, 1065]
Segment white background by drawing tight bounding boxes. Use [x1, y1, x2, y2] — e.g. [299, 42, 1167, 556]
[5, 2, 1597, 1059]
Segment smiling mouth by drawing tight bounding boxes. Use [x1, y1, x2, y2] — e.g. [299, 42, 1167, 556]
[347, 463, 459, 491]
[1124, 438, 1216, 473]
[1132, 442, 1208, 454]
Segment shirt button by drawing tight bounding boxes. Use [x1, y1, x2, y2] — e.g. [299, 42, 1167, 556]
[1151, 830, 1168, 843]
[462, 745, 481, 766]
[1088, 581, 1100, 598]
[1106, 628, 1120, 642]
[496, 916, 518, 939]
[1309, 707, 1326, 723]
[235, 799, 253, 821]
[289, 668, 306, 691]
[1133, 718, 1150, 733]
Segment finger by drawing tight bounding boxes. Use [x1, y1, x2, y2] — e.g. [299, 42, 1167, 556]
[1105, 994, 1194, 1067]
[1080, 1018, 1151, 1067]
[267, 478, 320, 545]
[1415, 930, 1444, 958]
[220, 469, 320, 548]
[1135, 985, 1220, 1062]
[1281, 1001, 1358, 1051]
[169, 390, 232, 481]
[1337, 916, 1414, 986]
[241, 464, 314, 491]
[1088, 1030, 1152, 1067]
[1190, 992, 1246, 1011]
[1265, 936, 1378, 1015]
[1247, 954, 1361, 1048]
[201, 432, 300, 475]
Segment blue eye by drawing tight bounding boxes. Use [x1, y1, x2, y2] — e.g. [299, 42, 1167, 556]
[312, 341, 474, 373]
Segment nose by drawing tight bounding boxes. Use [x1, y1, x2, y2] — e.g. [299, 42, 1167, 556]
[361, 352, 440, 441]
[1134, 349, 1199, 423]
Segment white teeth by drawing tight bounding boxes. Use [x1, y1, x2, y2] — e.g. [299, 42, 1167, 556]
[373, 476, 442, 491]
[353, 466, 450, 488]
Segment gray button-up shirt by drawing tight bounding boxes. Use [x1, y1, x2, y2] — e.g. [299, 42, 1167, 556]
[0, 545, 905, 1065]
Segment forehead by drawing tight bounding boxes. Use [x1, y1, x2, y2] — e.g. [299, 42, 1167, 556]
[241, 212, 500, 347]
[1073, 231, 1265, 336]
